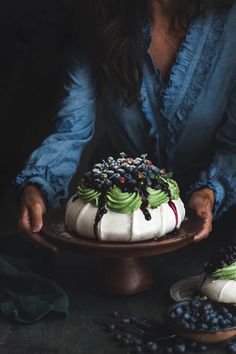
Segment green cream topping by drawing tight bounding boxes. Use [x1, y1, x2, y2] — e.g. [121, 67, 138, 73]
[147, 188, 168, 208]
[147, 179, 180, 208]
[77, 178, 180, 213]
[212, 261, 236, 281]
[168, 179, 180, 200]
[106, 187, 142, 213]
[77, 185, 100, 207]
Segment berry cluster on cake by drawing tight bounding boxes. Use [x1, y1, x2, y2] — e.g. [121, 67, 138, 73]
[65, 153, 185, 242]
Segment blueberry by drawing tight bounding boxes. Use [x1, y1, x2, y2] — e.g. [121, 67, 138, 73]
[122, 317, 131, 325]
[175, 307, 184, 317]
[106, 323, 116, 332]
[221, 307, 230, 315]
[187, 341, 198, 350]
[174, 343, 186, 353]
[189, 323, 196, 330]
[203, 303, 213, 311]
[93, 167, 102, 174]
[190, 316, 197, 324]
[121, 337, 131, 347]
[196, 344, 208, 352]
[204, 315, 211, 323]
[170, 312, 176, 320]
[124, 173, 132, 180]
[113, 332, 122, 341]
[210, 317, 219, 326]
[117, 168, 125, 174]
[124, 332, 132, 339]
[151, 166, 159, 173]
[146, 178, 152, 187]
[107, 170, 115, 177]
[130, 316, 137, 324]
[180, 320, 190, 329]
[198, 323, 208, 331]
[94, 163, 102, 169]
[110, 310, 119, 318]
[110, 163, 117, 169]
[183, 313, 191, 321]
[128, 179, 137, 185]
[112, 173, 121, 180]
[121, 162, 129, 169]
[210, 326, 220, 332]
[146, 341, 159, 352]
[94, 178, 102, 184]
[103, 179, 111, 186]
[219, 317, 226, 327]
[131, 337, 142, 346]
[223, 319, 232, 327]
[137, 319, 152, 330]
[191, 300, 201, 309]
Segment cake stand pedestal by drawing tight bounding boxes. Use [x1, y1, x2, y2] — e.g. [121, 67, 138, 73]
[101, 257, 155, 295]
[42, 208, 203, 295]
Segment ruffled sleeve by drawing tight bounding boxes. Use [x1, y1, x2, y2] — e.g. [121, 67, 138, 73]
[189, 79, 236, 218]
[15, 47, 96, 207]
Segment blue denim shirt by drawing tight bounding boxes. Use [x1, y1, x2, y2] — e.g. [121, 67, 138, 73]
[16, 5, 236, 218]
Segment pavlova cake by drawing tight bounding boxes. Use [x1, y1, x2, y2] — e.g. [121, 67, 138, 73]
[200, 244, 236, 304]
[65, 153, 185, 242]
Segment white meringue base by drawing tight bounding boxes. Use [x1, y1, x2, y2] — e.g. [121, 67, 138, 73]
[65, 196, 185, 242]
[200, 274, 236, 304]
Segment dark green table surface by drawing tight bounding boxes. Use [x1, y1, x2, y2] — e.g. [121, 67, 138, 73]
[0, 185, 235, 354]
[0, 236, 232, 354]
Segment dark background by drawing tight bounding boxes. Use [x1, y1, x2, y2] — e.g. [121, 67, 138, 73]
[0, 0, 77, 185]
[0, 0, 96, 252]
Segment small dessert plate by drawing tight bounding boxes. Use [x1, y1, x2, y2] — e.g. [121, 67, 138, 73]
[169, 275, 203, 302]
[164, 301, 236, 344]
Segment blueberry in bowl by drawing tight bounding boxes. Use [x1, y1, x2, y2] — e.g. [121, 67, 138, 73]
[164, 300, 236, 343]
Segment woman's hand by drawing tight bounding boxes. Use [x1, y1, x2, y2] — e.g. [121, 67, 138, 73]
[188, 187, 215, 242]
[18, 184, 58, 252]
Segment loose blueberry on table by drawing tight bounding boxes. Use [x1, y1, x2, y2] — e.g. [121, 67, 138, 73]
[94, 305, 236, 353]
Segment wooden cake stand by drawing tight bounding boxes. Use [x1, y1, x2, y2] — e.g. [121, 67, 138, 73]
[42, 208, 203, 295]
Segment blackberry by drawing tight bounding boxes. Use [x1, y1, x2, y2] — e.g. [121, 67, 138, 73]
[204, 244, 236, 274]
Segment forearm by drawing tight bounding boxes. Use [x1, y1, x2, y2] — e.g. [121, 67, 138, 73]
[16, 47, 96, 207]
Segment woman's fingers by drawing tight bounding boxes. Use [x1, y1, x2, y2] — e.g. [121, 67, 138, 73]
[19, 208, 58, 252]
[188, 188, 215, 242]
[19, 185, 58, 252]
[29, 203, 44, 232]
[193, 215, 213, 242]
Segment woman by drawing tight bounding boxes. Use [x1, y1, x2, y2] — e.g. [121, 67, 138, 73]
[17, 0, 236, 251]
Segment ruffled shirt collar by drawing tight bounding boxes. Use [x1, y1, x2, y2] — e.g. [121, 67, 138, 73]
[140, 8, 228, 168]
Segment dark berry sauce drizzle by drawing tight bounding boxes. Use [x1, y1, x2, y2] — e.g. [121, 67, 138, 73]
[93, 194, 107, 240]
[139, 188, 151, 221]
[168, 201, 178, 227]
[161, 181, 178, 227]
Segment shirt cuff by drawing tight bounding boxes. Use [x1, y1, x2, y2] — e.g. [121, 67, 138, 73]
[188, 179, 226, 219]
[15, 165, 58, 208]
